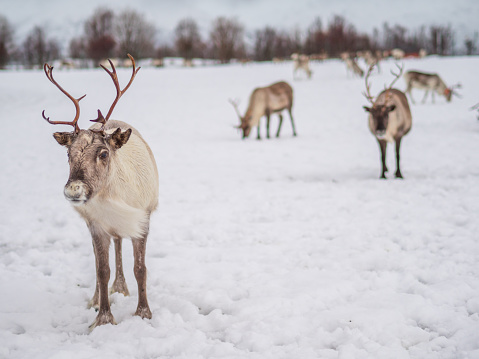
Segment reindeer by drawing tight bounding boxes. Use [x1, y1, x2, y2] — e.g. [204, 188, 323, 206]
[41, 54, 159, 330]
[404, 70, 461, 104]
[362, 50, 381, 74]
[291, 53, 312, 79]
[341, 53, 364, 78]
[363, 64, 412, 179]
[229, 81, 297, 140]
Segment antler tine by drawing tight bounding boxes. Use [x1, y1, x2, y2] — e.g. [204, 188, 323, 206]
[386, 63, 404, 90]
[93, 54, 141, 130]
[362, 64, 376, 105]
[228, 98, 242, 118]
[470, 103, 479, 111]
[382, 63, 404, 104]
[42, 63, 86, 134]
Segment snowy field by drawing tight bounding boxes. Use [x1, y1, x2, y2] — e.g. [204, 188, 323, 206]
[1, 55, 479, 359]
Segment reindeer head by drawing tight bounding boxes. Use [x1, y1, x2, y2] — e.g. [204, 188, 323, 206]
[229, 98, 252, 138]
[43, 54, 139, 205]
[362, 64, 402, 139]
[444, 83, 462, 102]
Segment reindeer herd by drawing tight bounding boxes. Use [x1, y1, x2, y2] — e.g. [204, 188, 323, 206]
[41, 53, 463, 330]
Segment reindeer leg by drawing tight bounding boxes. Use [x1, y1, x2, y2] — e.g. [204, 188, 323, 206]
[110, 236, 130, 296]
[266, 113, 271, 139]
[88, 243, 100, 310]
[89, 227, 116, 330]
[406, 86, 415, 104]
[276, 114, 283, 137]
[395, 137, 403, 178]
[288, 108, 297, 137]
[378, 139, 388, 179]
[422, 90, 429, 104]
[256, 125, 261, 140]
[132, 221, 152, 320]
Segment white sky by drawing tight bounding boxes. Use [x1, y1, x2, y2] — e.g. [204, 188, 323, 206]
[1, 0, 478, 51]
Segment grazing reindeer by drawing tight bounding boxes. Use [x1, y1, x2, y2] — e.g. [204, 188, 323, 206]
[291, 53, 312, 79]
[42, 54, 159, 330]
[229, 81, 297, 139]
[341, 53, 364, 77]
[363, 64, 412, 179]
[404, 70, 461, 104]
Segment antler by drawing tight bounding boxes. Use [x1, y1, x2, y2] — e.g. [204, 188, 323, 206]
[228, 98, 242, 118]
[42, 63, 86, 134]
[384, 63, 404, 104]
[362, 64, 376, 105]
[385, 63, 404, 90]
[91, 54, 140, 131]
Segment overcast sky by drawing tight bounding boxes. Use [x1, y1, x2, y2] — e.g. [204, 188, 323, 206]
[2, 0, 478, 51]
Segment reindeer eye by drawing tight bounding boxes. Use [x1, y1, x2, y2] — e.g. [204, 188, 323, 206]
[99, 150, 108, 159]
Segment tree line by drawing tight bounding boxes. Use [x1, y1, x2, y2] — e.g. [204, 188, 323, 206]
[0, 8, 477, 69]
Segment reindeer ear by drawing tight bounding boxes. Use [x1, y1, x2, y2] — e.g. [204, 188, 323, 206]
[108, 128, 132, 150]
[53, 132, 74, 147]
[363, 106, 371, 113]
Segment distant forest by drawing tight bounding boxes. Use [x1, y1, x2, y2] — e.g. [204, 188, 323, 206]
[0, 7, 478, 68]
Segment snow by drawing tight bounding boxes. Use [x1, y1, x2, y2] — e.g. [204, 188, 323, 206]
[1, 56, 479, 358]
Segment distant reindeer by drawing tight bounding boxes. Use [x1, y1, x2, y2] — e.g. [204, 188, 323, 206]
[42, 54, 159, 330]
[362, 50, 381, 73]
[363, 64, 412, 179]
[229, 81, 297, 139]
[404, 70, 461, 104]
[341, 53, 364, 77]
[291, 53, 312, 79]
[391, 48, 405, 60]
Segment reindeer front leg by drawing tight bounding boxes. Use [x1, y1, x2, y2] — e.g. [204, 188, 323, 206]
[89, 228, 116, 330]
[395, 137, 403, 178]
[132, 225, 152, 319]
[266, 113, 271, 139]
[378, 139, 388, 179]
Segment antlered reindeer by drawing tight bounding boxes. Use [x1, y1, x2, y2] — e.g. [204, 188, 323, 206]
[404, 70, 461, 104]
[42, 54, 159, 330]
[230, 81, 297, 140]
[291, 53, 312, 79]
[363, 64, 412, 179]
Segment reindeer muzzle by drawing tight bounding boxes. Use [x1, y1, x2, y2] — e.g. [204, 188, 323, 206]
[64, 180, 89, 205]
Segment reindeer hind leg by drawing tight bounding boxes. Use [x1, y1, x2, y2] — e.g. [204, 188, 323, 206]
[110, 236, 130, 296]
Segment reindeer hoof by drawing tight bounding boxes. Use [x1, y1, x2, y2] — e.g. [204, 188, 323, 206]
[110, 279, 130, 296]
[395, 172, 403, 179]
[87, 297, 100, 311]
[135, 306, 152, 319]
[89, 312, 117, 331]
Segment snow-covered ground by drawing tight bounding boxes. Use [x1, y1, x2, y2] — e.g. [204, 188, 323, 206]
[1, 56, 479, 359]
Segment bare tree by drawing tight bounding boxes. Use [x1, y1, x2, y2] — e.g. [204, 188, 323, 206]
[69, 36, 87, 59]
[0, 14, 14, 68]
[22, 26, 60, 68]
[175, 17, 203, 62]
[254, 26, 278, 61]
[209, 17, 245, 63]
[465, 32, 478, 55]
[115, 9, 156, 59]
[84, 7, 116, 63]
